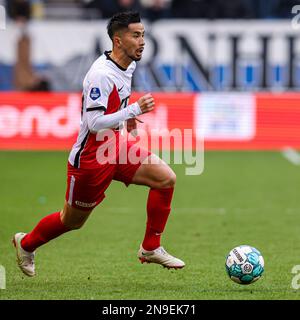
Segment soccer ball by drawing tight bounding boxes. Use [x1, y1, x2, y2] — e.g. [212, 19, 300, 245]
[225, 245, 264, 285]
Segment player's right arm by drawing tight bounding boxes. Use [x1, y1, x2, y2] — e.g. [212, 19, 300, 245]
[85, 71, 154, 133]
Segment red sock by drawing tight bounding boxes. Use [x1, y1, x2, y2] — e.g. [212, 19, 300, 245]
[142, 187, 174, 251]
[21, 212, 70, 252]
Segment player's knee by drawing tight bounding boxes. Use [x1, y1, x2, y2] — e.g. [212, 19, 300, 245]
[61, 204, 91, 231]
[61, 215, 86, 230]
[156, 169, 176, 189]
[164, 171, 176, 188]
[69, 221, 85, 230]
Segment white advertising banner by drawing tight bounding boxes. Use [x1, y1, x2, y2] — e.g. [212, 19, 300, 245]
[0, 20, 299, 91]
[195, 93, 256, 140]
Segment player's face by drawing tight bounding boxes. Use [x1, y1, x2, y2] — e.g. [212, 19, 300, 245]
[122, 23, 145, 61]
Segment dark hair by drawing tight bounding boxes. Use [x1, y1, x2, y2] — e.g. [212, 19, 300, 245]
[10, 0, 31, 21]
[107, 11, 141, 40]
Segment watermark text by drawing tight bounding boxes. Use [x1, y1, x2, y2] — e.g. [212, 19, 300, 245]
[0, 265, 6, 289]
[95, 127, 204, 176]
[291, 265, 300, 289]
[291, 5, 300, 30]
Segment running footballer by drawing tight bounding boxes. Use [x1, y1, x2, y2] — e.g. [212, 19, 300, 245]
[13, 11, 185, 277]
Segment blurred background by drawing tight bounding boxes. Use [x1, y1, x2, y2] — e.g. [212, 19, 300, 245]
[0, 0, 300, 93]
[0, 0, 299, 150]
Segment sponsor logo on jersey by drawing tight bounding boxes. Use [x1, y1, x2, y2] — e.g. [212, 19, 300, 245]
[90, 88, 101, 100]
[75, 200, 97, 208]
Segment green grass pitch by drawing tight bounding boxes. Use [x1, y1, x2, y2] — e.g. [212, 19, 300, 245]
[0, 151, 300, 300]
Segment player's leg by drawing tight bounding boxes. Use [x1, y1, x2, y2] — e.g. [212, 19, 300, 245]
[21, 202, 92, 251]
[60, 201, 93, 230]
[13, 203, 92, 277]
[132, 154, 184, 269]
[13, 162, 113, 277]
[115, 149, 184, 269]
[131, 154, 176, 251]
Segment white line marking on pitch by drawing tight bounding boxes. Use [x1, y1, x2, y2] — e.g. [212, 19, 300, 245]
[174, 208, 227, 215]
[105, 207, 227, 214]
[281, 147, 300, 165]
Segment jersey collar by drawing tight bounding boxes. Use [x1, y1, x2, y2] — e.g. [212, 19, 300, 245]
[104, 51, 127, 71]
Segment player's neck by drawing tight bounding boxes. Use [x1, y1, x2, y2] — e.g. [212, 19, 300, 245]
[109, 50, 132, 70]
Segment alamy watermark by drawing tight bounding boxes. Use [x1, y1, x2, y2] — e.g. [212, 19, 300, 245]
[0, 5, 6, 30]
[291, 265, 300, 289]
[291, 5, 300, 30]
[95, 127, 204, 176]
[0, 265, 5, 289]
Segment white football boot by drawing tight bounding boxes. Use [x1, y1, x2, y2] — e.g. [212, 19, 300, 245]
[138, 245, 185, 269]
[12, 232, 36, 277]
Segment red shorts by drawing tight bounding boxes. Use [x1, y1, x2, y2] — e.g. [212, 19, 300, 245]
[65, 140, 151, 211]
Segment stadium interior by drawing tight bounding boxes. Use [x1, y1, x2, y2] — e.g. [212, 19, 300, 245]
[1, 0, 300, 301]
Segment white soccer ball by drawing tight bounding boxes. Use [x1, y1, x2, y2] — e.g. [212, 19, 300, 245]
[225, 245, 264, 285]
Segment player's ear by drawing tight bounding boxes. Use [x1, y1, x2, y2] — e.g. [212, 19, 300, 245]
[113, 33, 122, 48]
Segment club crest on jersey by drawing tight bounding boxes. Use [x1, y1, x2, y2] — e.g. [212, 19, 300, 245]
[90, 88, 101, 100]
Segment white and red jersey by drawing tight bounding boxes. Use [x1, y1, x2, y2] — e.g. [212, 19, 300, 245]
[68, 51, 136, 169]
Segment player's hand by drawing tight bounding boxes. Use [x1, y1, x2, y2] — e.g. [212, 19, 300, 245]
[126, 118, 137, 133]
[137, 93, 155, 114]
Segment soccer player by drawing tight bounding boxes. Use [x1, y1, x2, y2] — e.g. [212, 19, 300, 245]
[13, 11, 185, 277]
